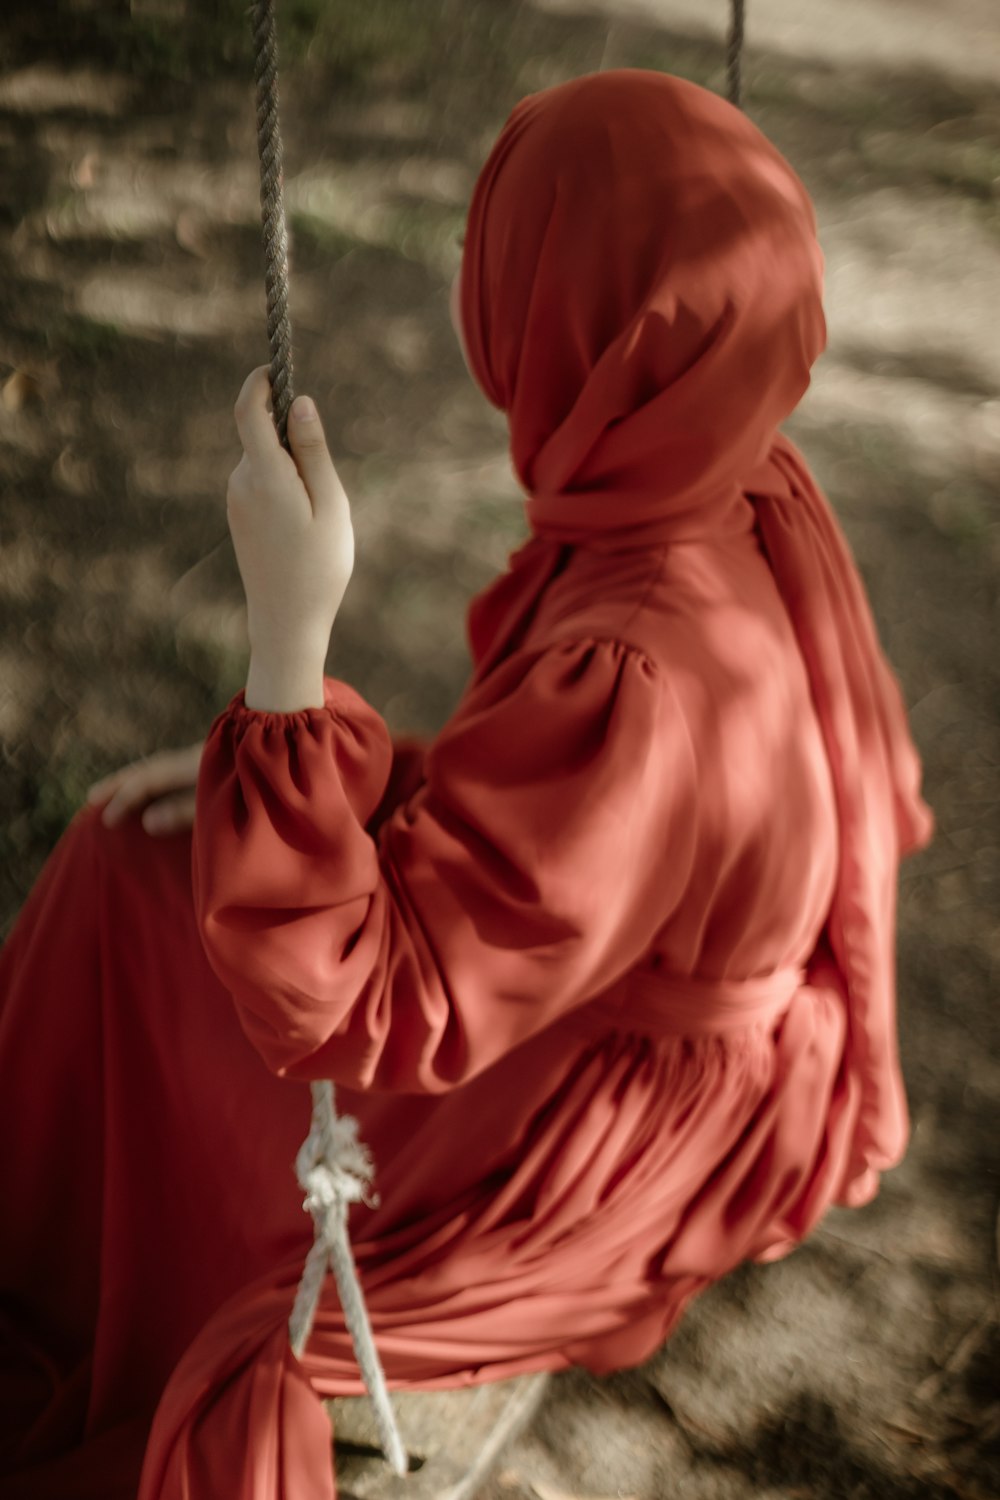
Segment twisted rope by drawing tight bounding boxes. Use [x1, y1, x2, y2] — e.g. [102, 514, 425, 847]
[251, 0, 742, 1479]
[249, 3, 406, 1475]
[252, 0, 294, 447]
[289, 1081, 408, 1476]
[726, 0, 745, 109]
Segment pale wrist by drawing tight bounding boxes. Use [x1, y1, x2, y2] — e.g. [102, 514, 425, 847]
[245, 650, 327, 712]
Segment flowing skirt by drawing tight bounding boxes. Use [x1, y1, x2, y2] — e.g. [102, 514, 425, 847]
[0, 803, 854, 1498]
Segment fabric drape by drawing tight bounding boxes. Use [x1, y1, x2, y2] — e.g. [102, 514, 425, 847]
[0, 68, 933, 1500]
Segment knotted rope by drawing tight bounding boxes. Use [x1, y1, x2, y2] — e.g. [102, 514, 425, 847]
[249, 1, 407, 1475]
[289, 1081, 408, 1476]
[726, 0, 746, 109]
[249, 0, 745, 1477]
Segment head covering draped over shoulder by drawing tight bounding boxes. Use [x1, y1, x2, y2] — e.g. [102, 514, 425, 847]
[460, 68, 826, 547]
[459, 69, 934, 1204]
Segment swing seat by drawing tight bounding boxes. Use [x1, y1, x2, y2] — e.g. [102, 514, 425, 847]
[329, 1372, 551, 1499]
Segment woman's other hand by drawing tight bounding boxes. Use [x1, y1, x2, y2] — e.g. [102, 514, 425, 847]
[85, 743, 204, 835]
[228, 369, 354, 710]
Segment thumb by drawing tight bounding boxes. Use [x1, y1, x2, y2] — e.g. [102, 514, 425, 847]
[286, 394, 341, 512]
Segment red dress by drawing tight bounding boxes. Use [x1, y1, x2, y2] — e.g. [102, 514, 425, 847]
[0, 70, 934, 1500]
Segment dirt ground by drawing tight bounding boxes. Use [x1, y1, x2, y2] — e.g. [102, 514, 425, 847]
[0, 1, 997, 1497]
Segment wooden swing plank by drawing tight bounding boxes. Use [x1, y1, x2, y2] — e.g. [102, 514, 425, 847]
[328, 1373, 551, 1499]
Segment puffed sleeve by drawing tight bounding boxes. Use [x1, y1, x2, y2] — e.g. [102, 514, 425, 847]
[193, 641, 698, 1092]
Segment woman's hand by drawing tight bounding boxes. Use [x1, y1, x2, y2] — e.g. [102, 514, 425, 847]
[228, 369, 354, 710]
[85, 743, 204, 835]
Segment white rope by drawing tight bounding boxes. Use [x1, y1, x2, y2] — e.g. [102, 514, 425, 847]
[289, 1079, 408, 1477]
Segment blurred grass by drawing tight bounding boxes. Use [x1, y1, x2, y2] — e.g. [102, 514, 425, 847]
[61, 316, 126, 362]
[4, 0, 468, 87]
[279, 0, 441, 77]
[8, 0, 994, 231]
[1, 4, 999, 1493]
[287, 211, 360, 259]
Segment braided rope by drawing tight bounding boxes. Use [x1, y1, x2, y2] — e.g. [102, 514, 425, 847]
[252, 0, 294, 447]
[726, 0, 745, 109]
[248, 4, 407, 1474]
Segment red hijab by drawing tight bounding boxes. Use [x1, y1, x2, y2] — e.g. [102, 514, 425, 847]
[459, 69, 934, 1199]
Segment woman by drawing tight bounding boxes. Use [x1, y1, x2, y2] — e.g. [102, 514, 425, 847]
[0, 69, 934, 1499]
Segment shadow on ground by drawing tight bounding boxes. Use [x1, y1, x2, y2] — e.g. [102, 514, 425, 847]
[0, 1, 997, 1496]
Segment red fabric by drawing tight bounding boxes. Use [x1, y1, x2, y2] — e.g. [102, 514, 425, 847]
[0, 69, 933, 1499]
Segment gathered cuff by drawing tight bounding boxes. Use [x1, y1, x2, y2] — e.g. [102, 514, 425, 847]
[223, 677, 371, 735]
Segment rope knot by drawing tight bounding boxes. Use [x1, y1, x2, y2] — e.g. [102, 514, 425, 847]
[295, 1096, 378, 1216]
[286, 1079, 408, 1474]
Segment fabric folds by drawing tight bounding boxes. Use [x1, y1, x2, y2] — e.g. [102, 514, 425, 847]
[0, 66, 934, 1500]
[193, 643, 699, 1090]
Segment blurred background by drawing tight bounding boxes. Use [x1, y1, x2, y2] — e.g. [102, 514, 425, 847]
[0, 1, 997, 1496]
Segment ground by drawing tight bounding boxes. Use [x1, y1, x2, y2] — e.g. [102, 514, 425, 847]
[0, 1, 997, 1496]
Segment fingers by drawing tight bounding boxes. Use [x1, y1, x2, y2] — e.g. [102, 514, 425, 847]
[88, 783, 197, 836]
[86, 746, 202, 828]
[140, 791, 197, 836]
[286, 394, 347, 518]
[233, 366, 284, 468]
[87, 772, 145, 825]
[232, 372, 344, 518]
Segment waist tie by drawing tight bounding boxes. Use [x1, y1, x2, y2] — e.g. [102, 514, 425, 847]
[566, 962, 807, 1041]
